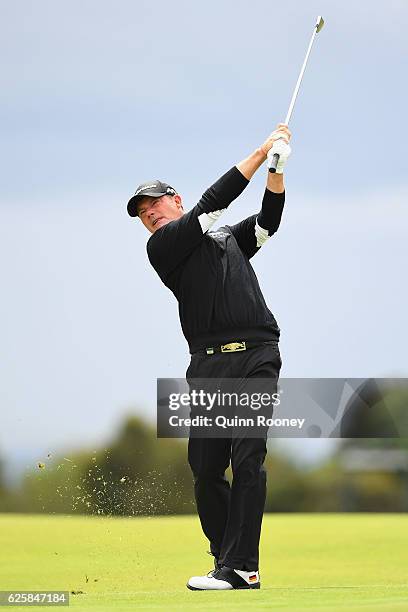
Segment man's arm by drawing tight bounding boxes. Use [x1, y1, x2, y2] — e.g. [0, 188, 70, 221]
[266, 171, 285, 194]
[228, 124, 291, 258]
[147, 165, 250, 282]
[228, 178, 285, 260]
[236, 147, 267, 180]
[194, 131, 287, 233]
[148, 124, 291, 280]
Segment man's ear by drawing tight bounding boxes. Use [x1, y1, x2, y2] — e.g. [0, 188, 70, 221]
[174, 194, 183, 210]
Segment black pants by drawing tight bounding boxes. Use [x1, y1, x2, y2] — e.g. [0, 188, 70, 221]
[186, 341, 282, 572]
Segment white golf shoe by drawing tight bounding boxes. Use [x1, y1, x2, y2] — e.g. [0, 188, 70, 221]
[187, 565, 260, 590]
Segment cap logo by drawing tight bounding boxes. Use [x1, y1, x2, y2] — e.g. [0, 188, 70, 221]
[134, 184, 158, 196]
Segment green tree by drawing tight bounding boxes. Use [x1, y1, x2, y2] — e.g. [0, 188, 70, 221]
[0, 454, 6, 502]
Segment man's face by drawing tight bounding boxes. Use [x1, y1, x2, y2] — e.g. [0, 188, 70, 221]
[137, 194, 184, 234]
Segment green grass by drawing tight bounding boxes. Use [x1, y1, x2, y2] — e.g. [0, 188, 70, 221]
[1, 513, 408, 611]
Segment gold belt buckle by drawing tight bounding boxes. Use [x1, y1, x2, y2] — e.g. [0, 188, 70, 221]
[221, 341, 246, 353]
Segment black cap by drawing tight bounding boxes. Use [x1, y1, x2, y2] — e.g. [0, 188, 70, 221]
[127, 180, 177, 217]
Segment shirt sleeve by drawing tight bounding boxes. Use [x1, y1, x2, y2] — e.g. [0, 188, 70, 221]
[147, 166, 249, 281]
[228, 189, 285, 259]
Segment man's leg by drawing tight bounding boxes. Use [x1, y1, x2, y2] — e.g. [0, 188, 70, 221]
[188, 437, 231, 560]
[186, 351, 234, 559]
[218, 342, 281, 571]
[218, 436, 267, 571]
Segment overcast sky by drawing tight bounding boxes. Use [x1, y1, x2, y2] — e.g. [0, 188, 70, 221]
[1, 0, 407, 480]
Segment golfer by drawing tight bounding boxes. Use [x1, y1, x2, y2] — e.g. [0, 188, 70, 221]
[127, 124, 291, 590]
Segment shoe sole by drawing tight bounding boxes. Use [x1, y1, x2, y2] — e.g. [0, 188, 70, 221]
[186, 582, 260, 591]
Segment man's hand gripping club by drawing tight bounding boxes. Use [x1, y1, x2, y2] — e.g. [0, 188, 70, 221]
[260, 124, 291, 174]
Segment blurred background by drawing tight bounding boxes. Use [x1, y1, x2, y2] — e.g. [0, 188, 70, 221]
[1, 0, 407, 514]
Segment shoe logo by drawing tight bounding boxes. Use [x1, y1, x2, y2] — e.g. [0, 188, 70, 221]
[249, 574, 258, 582]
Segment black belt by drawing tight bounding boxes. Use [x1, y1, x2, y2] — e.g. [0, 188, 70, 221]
[193, 340, 278, 356]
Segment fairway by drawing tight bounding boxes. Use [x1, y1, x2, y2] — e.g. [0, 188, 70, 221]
[1, 513, 408, 611]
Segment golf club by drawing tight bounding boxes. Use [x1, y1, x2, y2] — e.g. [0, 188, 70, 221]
[268, 15, 325, 173]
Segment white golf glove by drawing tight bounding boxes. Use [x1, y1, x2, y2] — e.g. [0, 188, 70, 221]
[267, 139, 291, 174]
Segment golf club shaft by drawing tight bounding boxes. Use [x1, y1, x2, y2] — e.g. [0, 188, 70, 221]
[269, 16, 324, 173]
[284, 28, 318, 126]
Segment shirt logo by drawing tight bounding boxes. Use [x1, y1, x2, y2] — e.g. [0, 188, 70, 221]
[209, 231, 229, 239]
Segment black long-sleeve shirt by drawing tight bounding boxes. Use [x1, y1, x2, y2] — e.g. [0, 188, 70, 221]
[147, 166, 285, 354]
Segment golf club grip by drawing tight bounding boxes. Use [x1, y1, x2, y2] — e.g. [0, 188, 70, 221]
[268, 153, 280, 173]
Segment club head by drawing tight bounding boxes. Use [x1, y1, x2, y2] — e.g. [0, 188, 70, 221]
[315, 15, 325, 33]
